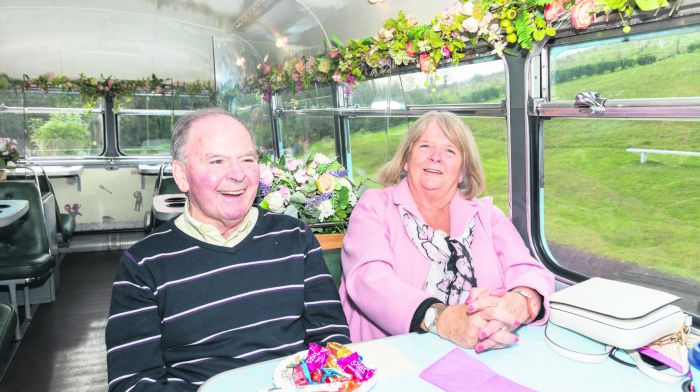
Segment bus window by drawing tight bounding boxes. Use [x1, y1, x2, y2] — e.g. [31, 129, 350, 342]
[543, 24, 700, 313]
[549, 25, 700, 100]
[0, 89, 105, 158]
[117, 93, 211, 156]
[276, 85, 336, 159]
[347, 60, 509, 213]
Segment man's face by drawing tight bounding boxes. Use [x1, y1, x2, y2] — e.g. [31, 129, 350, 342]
[172, 114, 260, 236]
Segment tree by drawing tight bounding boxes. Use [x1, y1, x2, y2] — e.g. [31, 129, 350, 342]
[29, 113, 92, 156]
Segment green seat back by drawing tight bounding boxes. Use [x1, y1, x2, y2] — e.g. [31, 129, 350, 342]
[158, 177, 181, 195]
[0, 182, 50, 256]
[323, 248, 342, 289]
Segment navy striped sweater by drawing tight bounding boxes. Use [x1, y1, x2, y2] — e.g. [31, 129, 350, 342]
[105, 209, 350, 391]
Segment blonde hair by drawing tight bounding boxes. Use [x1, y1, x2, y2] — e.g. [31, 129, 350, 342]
[378, 111, 485, 199]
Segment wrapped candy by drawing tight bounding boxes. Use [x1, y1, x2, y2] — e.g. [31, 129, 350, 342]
[305, 343, 331, 372]
[337, 352, 375, 382]
[326, 342, 353, 358]
[291, 364, 308, 386]
[290, 342, 375, 388]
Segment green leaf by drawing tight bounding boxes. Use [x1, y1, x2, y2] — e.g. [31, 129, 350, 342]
[634, 0, 663, 10]
[331, 35, 344, 48]
[515, 11, 533, 50]
[337, 187, 349, 209]
[602, 0, 628, 9]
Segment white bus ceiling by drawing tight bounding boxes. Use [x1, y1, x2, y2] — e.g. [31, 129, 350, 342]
[0, 0, 453, 82]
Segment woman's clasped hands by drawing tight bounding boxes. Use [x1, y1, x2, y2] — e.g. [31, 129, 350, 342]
[435, 287, 530, 353]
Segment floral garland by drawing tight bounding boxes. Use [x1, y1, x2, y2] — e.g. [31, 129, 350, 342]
[0, 72, 214, 111]
[242, 0, 670, 100]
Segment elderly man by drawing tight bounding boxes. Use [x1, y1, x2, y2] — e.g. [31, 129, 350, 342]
[106, 108, 350, 391]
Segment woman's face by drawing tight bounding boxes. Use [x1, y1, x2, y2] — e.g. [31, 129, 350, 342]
[405, 121, 464, 197]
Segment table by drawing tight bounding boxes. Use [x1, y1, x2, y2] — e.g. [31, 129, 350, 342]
[198, 325, 684, 392]
[152, 193, 185, 221]
[8, 166, 84, 191]
[0, 199, 29, 228]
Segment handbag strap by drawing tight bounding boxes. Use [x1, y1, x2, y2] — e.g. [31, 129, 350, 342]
[544, 323, 612, 364]
[546, 324, 687, 384]
[628, 350, 688, 384]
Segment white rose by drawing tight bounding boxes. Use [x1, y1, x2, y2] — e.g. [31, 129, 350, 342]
[313, 153, 332, 165]
[317, 199, 335, 222]
[462, 17, 479, 33]
[348, 191, 358, 206]
[265, 191, 286, 213]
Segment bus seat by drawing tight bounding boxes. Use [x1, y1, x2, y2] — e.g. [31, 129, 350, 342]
[317, 234, 344, 289]
[0, 302, 16, 358]
[158, 177, 181, 195]
[144, 177, 185, 233]
[0, 182, 56, 339]
[323, 248, 342, 289]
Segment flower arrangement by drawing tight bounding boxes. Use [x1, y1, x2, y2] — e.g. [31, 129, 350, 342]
[258, 153, 362, 233]
[242, 0, 671, 99]
[0, 137, 20, 169]
[1, 72, 214, 112]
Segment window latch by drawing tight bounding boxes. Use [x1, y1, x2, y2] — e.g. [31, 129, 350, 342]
[575, 92, 607, 114]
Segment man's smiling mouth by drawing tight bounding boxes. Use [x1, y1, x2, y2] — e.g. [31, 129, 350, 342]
[219, 190, 245, 196]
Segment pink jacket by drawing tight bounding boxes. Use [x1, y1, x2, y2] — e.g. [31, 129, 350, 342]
[339, 179, 555, 342]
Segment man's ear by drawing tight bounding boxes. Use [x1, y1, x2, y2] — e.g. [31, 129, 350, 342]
[172, 160, 189, 193]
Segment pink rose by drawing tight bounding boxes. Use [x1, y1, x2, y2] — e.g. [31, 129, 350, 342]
[442, 46, 451, 58]
[294, 60, 305, 74]
[418, 53, 432, 74]
[262, 64, 272, 75]
[259, 164, 274, 186]
[571, 0, 596, 30]
[328, 48, 340, 59]
[544, 0, 565, 22]
[279, 185, 291, 200]
[406, 40, 417, 57]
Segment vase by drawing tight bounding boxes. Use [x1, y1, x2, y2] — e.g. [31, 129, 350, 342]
[314, 232, 344, 251]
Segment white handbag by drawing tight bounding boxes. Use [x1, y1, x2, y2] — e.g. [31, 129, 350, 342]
[546, 277, 689, 384]
[549, 277, 685, 350]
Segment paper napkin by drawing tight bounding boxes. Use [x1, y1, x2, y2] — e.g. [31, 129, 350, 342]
[419, 348, 536, 392]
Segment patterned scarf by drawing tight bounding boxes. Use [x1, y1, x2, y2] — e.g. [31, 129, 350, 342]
[399, 206, 477, 305]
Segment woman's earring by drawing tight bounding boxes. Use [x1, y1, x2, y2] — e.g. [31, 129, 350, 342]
[400, 170, 408, 179]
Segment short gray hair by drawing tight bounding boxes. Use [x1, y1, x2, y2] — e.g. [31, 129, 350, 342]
[171, 108, 240, 162]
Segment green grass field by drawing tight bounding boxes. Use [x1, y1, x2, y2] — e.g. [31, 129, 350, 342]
[307, 49, 700, 282]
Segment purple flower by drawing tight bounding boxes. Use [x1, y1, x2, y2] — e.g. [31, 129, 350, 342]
[328, 170, 348, 177]
[305, 192, 333, 209]
[258, 180, 273, 197]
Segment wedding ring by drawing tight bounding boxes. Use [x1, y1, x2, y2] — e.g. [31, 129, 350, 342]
[499, 326, 508, 332]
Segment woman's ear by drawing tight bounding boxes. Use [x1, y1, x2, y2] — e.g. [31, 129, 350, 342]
[171, 160, 190, 193]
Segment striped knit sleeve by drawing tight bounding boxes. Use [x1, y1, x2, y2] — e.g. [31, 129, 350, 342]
[105, 251, 184, 392]
[301, 228, 351, 345]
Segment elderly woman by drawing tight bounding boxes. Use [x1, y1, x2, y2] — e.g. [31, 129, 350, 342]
[339, 111, 554, 352]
